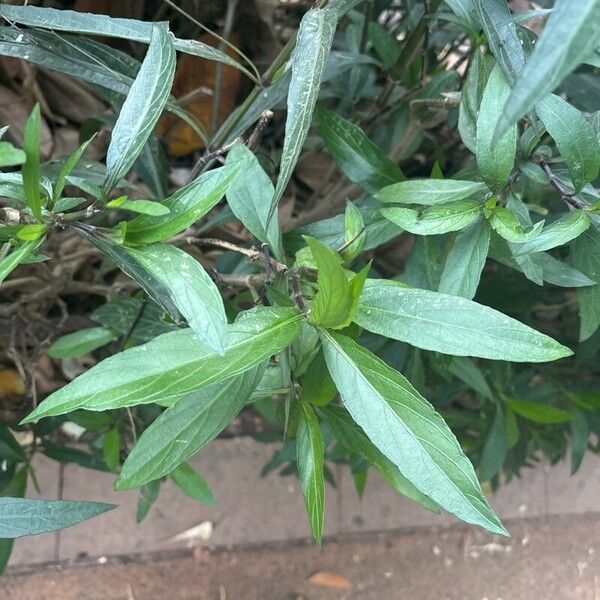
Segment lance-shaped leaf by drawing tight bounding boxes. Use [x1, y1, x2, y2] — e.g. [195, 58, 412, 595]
[120, 244, 227, 353]
[381, 200, 482, 235]
[104, 26, 175, 192]
[320, 330, 507, 535]
[48, 327, 117, 359]
[572, 229, 600, 341]
[169, 463, 215, 506]
[270, 8, 336, 219]
[0, 498, 114, 538]
[0, 4, 253, 78]
[125, 164, 241, 245]
[476, 65, 517, 190]
[497, 0, 600, 136]
[117, 367, 264, 489]
[0, 240, 39, 285]
[225, 143, 284, 261]
[475, 0, 524, 85]
[316, 107, 404, 194]
[536, 95, 600, 192]
[22, 307, 301, 421]
[439, 219, 490, 299]
[296, 402, 325, 545]
[354, 280, 572, 362]
[321, 405, 439, 511]
[514, 211, 590, 256]
[22, 104, 42, 220]
[377, 179, 488, 206]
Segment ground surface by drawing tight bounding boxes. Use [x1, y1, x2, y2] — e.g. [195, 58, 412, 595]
[2, 514, 599, 600]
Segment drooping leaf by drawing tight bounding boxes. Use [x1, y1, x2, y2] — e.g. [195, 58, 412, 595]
[536, 95, 600, 192]
[169, 463, 215, 506]
[316, 107, 404, 194]
[497, 0, 600, 136]
[21, 104, 43, 220]
[225, 143, 284, 261]
[296, 402, 325, 545]
[572, 229, 600, 341]
[381, 200, 482, 235]
[474, 0, 524, 85]
[136, 480, 160, 523]
[48, 327, 117, 359]
[125, 163, 241, 245]
[102, 427, 121, 472]
[0, 498, 114, 538]
[117, 367, 263, 489]
[376, 179, 488, 206]
[321, 405, 439, 511]
[270, 8, 337, 217]
[354, 280, 572, 362]
[476, 65, 517, 190]
[533, 252, 595, 288]
[439, 220, 490, 299]
[23, 307, 300, 421]
[104, 26, 176, 192]
[514, 211, 590, 256]
[320, 330, 506, 535]
[479, 406, 507, 481]
[0, 240, 40, 285]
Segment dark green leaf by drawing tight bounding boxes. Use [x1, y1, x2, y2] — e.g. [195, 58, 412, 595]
[169, 463, 214, 505]
[376, 179, 488, 206]
[572, 229, 600, 341]
[0, 426, 26, 463]
[570, 409, 589, 474]
[0, 141, 25, 168]
[320, 330, 506, 535]
[22, 104, 42, 220]
[0, 498, 114, 538]
[48, 327, 117, 359]
[102, 427, 120, 472]
[52, 136, 95, 204]
[136, 480, 160, 523]
[479, 406, 507, 481]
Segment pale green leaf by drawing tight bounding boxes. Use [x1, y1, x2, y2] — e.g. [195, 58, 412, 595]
[22, 104, 42, 220]
[377, 179, 488, 206]
[505, 398, 571, 424]
[48, 327, 117, 359]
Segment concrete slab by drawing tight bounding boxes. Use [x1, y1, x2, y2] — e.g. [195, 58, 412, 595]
[8, 455, 60, 566]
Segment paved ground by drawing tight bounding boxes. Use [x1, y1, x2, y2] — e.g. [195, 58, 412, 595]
[2, 514, 599, 600]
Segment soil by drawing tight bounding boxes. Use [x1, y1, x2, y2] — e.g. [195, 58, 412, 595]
[2, 514, 599, 600]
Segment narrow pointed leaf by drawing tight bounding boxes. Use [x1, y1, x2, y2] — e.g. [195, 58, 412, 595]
[355, 280, 572, 362]
[48, 327, 117, 359]
[53, 136, 95, 204]
[296, 402, 325, 545]
[377, 179, 488, 206]
[22, 104, 42, 220]
[117, 367, 264, 489]
[320, 330, 506, 535]
[0, 498, 114, 538]
[169, 463, 215, 506]
[572, 229, 600, 341]
[498, 0, 600, 136]
[23, 307, 301, 421]
[270, 8, 337, 215]
[104, 26, 175, 192]
[0, 240, 39, 285]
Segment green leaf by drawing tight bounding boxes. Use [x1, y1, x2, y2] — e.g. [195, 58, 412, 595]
[0, 240, 40, 285]
[572, 229, 600, 341]
[376, 179, 488, 206]
[533, 252, 595, 288]
[120, 244, 228, 354]
[48, 327, 117, 359]
[104, 26, 176, 192]
[322, 405, 439, 511]
[270, 8, 337, 216]
[107, 197, 170, 216]
[439, 220, 490, 299]
[302, 350, 337, 407]
[0, 425, 27, 463]
[102, 427, 121, 472]
[320, 330, 506, 535]
[448, 357, 493, 400]
[0, 4, 252, 78]
[0, 469, 27, 570]
[355, 279, 572, 362]
[381, 200, 482, 235]
[296, 402, 325, 545]
[505, 398, 571, 424]
[117, 367, 263, 489]
[23, 307, 300, 421]
[136, 480, 159, 523]
[225, 143, 284, 261]
[570, 409, 589, 474]
[316, 107, 404, 194]
[458, 51, 495, 153]
[0, 141, 25, 168]
[514, 211, 590, 256]
[0, 498, 114, 538]
[497, 0, 600, 136]
[444, 0, 478, 30]
[22, 104, 43, 220]
[488, 207, 544, 243]
[169, 463, 214, 506]
[342, 201, 365, 262]
[125, 164, 241, 245]
[476, 65, 517, 190]
[536, 95, 600, 192]
[52, 136, 95, 204]
[479, 406, 507, 481]
[474, 0, 524, 85]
